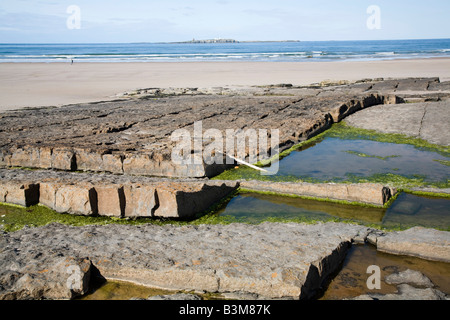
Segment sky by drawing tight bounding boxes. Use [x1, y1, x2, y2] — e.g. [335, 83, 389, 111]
[0, 0, 449, 43]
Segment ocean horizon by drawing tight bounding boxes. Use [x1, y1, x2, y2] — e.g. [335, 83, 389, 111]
[1, 39, 449, 63]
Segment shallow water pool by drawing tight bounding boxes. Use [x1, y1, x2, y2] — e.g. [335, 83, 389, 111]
[79, 279, 177, 300]
[215, 136, 450, 187]
[276, 137, 449, 183]
[217, 192, 450, 230]
[320, 243, 450, 300]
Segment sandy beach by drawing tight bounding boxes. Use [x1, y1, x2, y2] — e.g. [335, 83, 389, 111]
[1, 58, 450, 111]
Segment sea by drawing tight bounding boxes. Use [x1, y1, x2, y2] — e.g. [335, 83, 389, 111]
[0, 39, 449, 63]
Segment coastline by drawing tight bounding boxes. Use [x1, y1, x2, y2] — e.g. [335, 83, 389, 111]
[1, 58, 450, 111]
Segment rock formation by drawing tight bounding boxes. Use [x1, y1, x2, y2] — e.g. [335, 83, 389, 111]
[0, 78, 449, 300]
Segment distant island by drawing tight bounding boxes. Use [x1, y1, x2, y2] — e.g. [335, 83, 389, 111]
[172, 38, 300, 44]
[173, 38, 238, 44]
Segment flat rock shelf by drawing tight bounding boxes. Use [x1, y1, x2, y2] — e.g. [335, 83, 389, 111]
[4, 77, 448, 179]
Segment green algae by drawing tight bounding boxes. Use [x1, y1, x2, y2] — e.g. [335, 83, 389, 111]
[402, 189, 450, 199]
[214, 168, 449, 189]
[0, 203, 156, 232]
[223, 122, 449, 169]
[197, 188, 448, 231]
[434, 159, 450, 167]
[79, 279, 227, 301]
[343, 150, 401, 160]
[79, 279, 177, 300]
[0, 190, 381, 233]
[344, 173, 448, 189]
[255, 128, 327, 167]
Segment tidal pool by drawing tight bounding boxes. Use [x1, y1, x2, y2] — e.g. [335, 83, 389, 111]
[215, 136, 450, 187]
[79, 279, 177, 300]
[320, 243, 450, 300]
[217, 192, 450, 230]
[382, 192, 450, 230]
[277, 137, 449, 183]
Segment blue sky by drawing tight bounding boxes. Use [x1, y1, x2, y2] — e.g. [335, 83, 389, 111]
[1, 0, 449, 43]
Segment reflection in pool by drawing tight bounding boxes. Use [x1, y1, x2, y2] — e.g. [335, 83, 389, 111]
[217, 192, 450, 230]
[383, 192, 450, 230]
[277, 138, 449, 183]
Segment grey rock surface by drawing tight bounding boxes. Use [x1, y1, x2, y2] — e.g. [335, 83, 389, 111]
[0, 252, 92, 300]
[345, 101, 450, 146]
[385, 269, 434, 288]
[352, 268, 448, 300]
[376, 227, 450, 262]
[240, 180, 395, 206]
[1, 78, 448, 179]
[1, 221, 449, 300]
[0, 221, 369, 300]
[354, 284, 447, 300]
[0, 83, 395, 178]
[147, 293, 202, 300]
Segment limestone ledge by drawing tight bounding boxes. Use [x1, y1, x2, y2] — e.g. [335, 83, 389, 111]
[240, 180, 395, 206]
[0, 169, 238, 219]
[0, 89, 394, 179]
[376, 227, 450, 263]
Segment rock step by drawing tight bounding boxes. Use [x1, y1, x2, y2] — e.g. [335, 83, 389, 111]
[0, 146, 230, 178]
[0, 169, 238, 218]
[241, 180, 396, 206]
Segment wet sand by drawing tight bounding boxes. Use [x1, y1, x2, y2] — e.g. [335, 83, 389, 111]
[1, 58, 450, 111]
